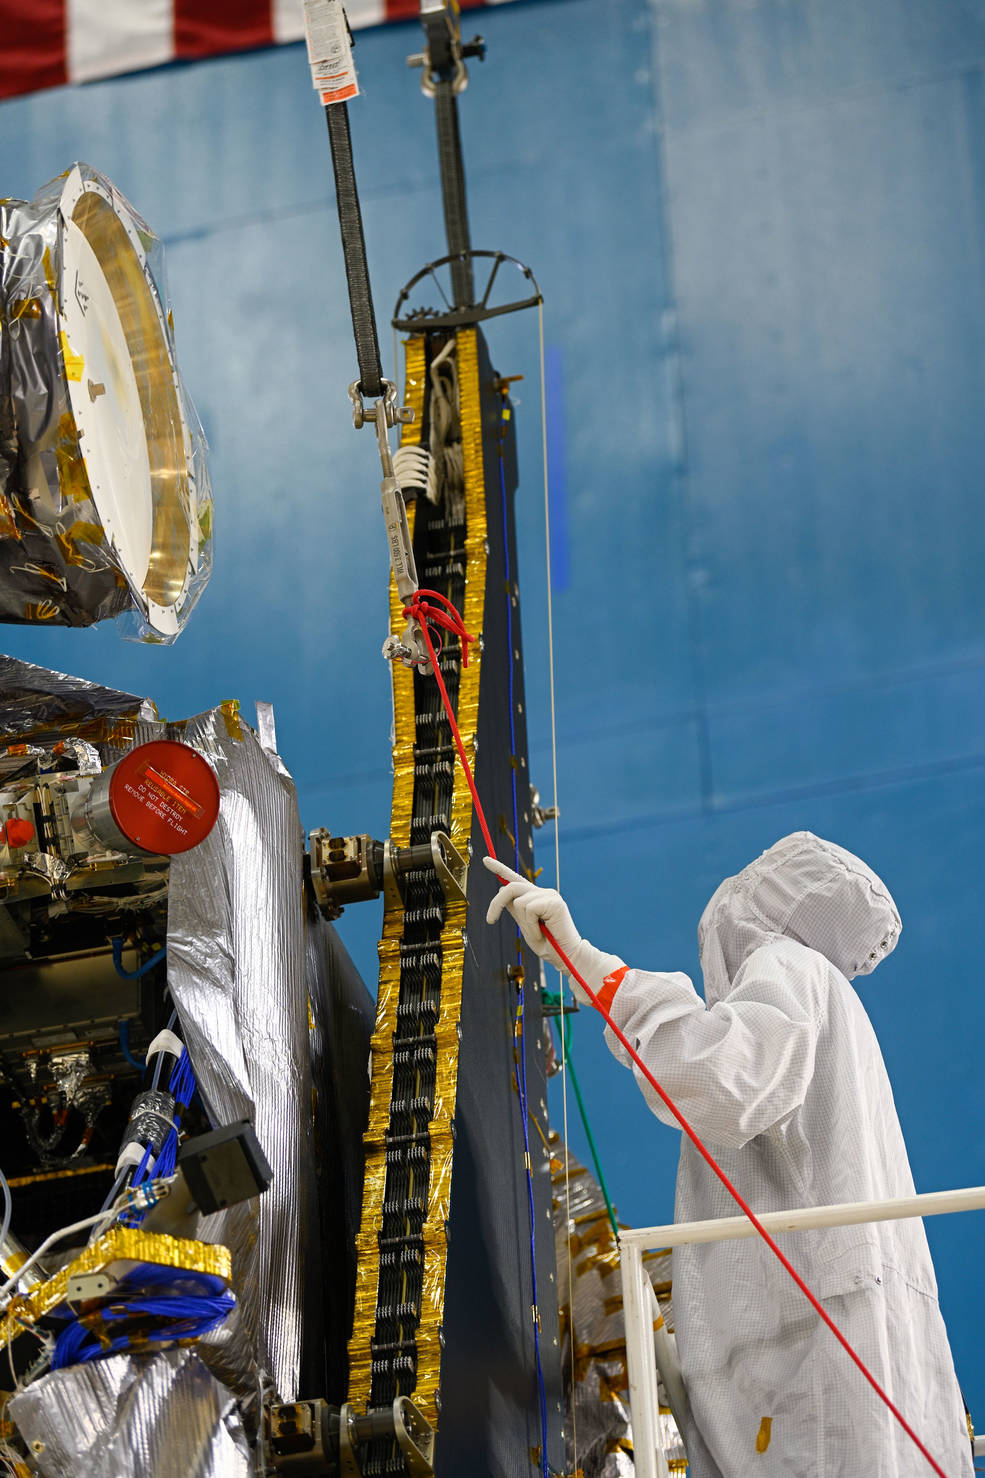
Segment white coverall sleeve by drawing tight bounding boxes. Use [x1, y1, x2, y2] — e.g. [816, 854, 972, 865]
[603, 946, 823, 1149]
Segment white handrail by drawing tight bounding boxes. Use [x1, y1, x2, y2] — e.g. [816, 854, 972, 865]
[617, 1186, 985, 1478]
[618, 1184, 985, 1251]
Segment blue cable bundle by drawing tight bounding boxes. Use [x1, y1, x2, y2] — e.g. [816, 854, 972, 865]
[123, 1046, 197, 1224]
[51, 1263, 234, 1370]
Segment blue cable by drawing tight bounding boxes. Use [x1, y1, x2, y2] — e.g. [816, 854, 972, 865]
[124, 1047, 197, 1224]
[52, 1264, 234, 1369]
[118, 1019, 145, 1071]
[111, 938, 167, 980]
[500, 413, 551, 1478]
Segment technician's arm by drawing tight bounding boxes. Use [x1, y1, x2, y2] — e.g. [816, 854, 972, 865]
[484, 859, 819, 1150]
[600, 955, 819, 1149]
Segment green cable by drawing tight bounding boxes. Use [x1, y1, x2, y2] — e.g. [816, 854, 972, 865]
[546, 997, 619, 1237]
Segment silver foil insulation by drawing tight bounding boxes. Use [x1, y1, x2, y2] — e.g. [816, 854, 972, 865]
[165, 704, 320, 1406]
[8, 1349, 252, 1477]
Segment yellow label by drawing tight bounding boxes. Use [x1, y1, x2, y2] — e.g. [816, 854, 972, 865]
[756, 1416, 772, 1453]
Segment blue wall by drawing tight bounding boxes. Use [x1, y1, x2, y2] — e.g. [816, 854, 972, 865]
[3, 0, 985, 1424]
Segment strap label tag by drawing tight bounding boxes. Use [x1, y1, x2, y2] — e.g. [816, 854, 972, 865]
[302, 0, 359, 105]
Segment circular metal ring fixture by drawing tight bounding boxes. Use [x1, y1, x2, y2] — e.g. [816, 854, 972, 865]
[0, 164, 212, 640]
[57, 168, 199, 638]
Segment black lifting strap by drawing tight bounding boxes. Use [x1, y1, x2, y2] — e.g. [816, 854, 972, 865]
[326, 99, 385, 401]
[433, 81, 474, 311]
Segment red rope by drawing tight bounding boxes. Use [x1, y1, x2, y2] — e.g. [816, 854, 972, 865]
[403, 589, 950, 1478]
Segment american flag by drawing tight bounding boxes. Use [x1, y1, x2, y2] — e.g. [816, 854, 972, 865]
[0, 0, 503, 102]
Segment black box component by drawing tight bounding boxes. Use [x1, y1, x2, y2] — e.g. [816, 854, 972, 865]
[178, 1118, 272, 1214]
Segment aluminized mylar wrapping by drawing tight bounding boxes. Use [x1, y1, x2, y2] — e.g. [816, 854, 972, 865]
[0, 653, 153, 745]
[551, 1137, 686, 1475]
[166, 705, 318, 1404]
[0, 164, 212, 641]
[8, 1349, 251, 1477]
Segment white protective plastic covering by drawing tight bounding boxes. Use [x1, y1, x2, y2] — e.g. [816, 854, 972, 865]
[601, 832, 972, 1478]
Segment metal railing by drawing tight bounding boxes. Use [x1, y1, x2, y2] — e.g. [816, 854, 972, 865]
[618, 1186, 985, 1478]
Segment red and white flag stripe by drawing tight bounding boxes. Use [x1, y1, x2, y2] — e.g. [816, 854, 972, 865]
[0, 0, 507, 102]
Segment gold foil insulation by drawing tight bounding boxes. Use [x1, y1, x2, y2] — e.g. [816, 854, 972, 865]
[347, 330, 487, 1428]
[0, 1228, 231, 1353]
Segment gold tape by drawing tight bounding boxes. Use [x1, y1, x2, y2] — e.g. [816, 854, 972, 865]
[0, 1248, 26, 1281]
[58, 330, 84, 382]
[9, 298, 41, 321]
[0, 1228, 231, 1351]
[412, 329, 486, 1420]
[220, 699, 243, 741]
[7, 1162, 114, 1189]
[347, 330, 489, 1432]
[348, 336, 426, 1406]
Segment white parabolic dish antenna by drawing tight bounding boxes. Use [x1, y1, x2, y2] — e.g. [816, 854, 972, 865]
[57, 167, 199, 639]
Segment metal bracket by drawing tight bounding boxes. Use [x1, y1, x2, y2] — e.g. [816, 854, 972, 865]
[530, 787, 560, 829]
[392, 1396, 435, 1476]
[429, 830, 467, 903]
[65, 1271, 113, 1303]
[337, 1405, 361, 1478]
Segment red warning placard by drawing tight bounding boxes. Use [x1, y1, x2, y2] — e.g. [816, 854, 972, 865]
[109, 740, 220, 855]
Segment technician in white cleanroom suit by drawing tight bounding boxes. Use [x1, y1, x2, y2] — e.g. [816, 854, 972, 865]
[485, 833, 972, 1477]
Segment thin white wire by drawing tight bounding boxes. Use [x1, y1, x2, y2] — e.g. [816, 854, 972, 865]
[538, 300, 577, 1468]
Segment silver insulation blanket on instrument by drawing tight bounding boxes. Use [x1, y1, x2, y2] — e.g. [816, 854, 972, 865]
[552, 1136, 686, 1476]
[0, 653, 152, 741]
[8, 1349, 251, 1477]
[0, 166, 212, 640]
[166, 705, 317, 1404]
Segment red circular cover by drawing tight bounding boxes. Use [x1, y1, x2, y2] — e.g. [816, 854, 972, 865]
[108, 740, 220, 855]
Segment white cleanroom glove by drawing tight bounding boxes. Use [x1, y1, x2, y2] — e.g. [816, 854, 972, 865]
[483, 858, 625, 1003]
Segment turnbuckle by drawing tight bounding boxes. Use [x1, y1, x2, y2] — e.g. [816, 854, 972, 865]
[348, 380, 432, 671]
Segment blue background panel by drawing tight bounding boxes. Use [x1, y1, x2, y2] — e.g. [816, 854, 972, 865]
[2, 0, 984, 1428]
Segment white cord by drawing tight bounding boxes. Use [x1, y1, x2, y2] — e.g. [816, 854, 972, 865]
[538, 301, 577, 1466]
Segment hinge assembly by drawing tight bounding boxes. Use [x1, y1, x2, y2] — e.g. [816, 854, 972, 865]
[266, 1396, 434, 1477]
[307, 828, 468, 920]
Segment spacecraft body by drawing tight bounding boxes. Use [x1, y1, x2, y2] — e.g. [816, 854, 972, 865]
[0, 659, 374, 1472]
